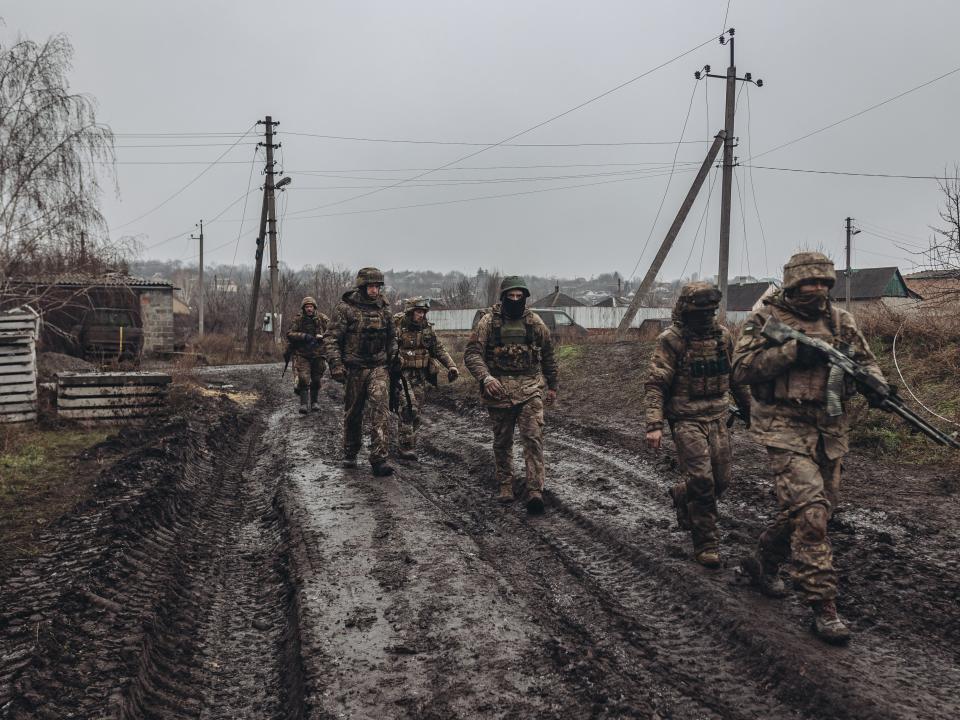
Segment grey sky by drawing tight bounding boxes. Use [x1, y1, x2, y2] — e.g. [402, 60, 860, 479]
[5, 1, 960, 282]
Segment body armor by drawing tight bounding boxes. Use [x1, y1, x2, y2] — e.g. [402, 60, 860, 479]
[485, 316, 541, 375]
[680, 333, 731, 399]
[397, 320, 433, 369]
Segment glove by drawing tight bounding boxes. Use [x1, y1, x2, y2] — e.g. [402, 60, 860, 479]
[329, 365, 346, 383]
[857, 379, 893, 408]
[794, 341, 825, 368]
[447, 367, 460, 383]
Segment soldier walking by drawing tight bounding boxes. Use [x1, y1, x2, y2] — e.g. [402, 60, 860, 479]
[732, 251, 888, 643]
[464, 276, 558, 514]
[324, 267, 396, 476]
[393, 297, 460, 461]
[645, 282, 751, 568]
[286, 296, 329, 414]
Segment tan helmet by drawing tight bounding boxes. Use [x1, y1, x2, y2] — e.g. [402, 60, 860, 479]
[355, 267, 385, 287]
[404, 296, 430, 313]
[674, 281, 722, 314]
[301, 296, 318, 310]
[782, 251, 836, 291]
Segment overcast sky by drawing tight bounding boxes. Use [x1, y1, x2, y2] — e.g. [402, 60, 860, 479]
[5, 1, 960, 282]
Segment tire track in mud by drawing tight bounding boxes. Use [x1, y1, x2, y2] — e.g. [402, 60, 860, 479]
[0, 386, 307, 719]
[412, 400, 960, 720]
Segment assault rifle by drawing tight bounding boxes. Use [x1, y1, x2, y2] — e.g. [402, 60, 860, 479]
[282, 333, 323, 378]
[726, 405, 749, 428]
[389, 354, 417, 423]
[761, 316, 960, 449]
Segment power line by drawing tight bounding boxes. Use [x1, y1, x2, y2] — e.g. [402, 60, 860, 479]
[282, 131, 711, 147]
[743, 164, 952, 180]
[680, 169, 719, 278]
[721, 0, 732, 32]
[734, 165, 750, 277]
[287, 34, 718, 216]
[627, 79, 700, 282]
[114, 142, 262, 148]
[744, 84, 770, 276]
[857, 220, 930, 245]
[749, 64, 960, 161]
[141, 185, 259, 250]
[110, 124, 255, 231]
[287, 160, 705, 173]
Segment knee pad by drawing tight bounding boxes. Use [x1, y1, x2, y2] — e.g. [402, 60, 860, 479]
[795, 504, 829, 544]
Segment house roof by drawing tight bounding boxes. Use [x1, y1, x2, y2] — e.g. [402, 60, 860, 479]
[531, 287, 584, 308]
[830, 267, 920, 301]
[593, 295, 631, 307]
[16, 273, 174, 289]
[726, 282, 774, 311]
[904, 269, 960, 280]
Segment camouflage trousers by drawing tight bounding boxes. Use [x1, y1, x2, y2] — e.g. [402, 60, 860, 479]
[757, 441, 841, 602]
[487, 396, 545, 493]
[343, 365, 390, 465]
[397, 372, 427, 452]
[293, 354, 326, 392]
[669, 418, 731, 553]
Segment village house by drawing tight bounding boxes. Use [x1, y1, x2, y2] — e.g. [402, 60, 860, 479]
[830, 267, 921, 314]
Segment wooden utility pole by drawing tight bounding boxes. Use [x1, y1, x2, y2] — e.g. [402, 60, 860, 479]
[245, 190, 269, 356]
[845, 217, 860, 312]
[191, 220, 204, 337]
[701, 29, 763, 317]
[264, 118, 281, 344]
[615, 131, 726, 339]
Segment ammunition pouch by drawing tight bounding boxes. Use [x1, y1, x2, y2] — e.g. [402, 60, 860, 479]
[681, 335, 731, 399]
[485, 315, 541, 375]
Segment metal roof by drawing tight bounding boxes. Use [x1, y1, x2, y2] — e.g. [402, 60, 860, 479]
[16, 274, 174, 289]
[531, 288, 584, 308]
[831, 267, 919, 301]
[726, 281, 774, 311]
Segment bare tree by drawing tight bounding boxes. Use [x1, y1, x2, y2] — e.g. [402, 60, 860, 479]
[916, 165, 960, 305]
[441, 277, 475, 309]
[483, 269, 503, 306]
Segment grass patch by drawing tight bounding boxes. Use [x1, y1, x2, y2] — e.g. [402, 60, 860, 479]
[0, 427, 110, 568]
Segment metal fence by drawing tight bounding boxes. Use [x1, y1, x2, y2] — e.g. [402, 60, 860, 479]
[429, 306, 749, 331]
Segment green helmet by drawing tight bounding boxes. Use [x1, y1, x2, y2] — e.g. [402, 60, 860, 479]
[404, 296, 430, 313]
[355, 266, 385, 287]
[675, 281, 721, 313]
[782, 252, 836, 291]
[499, 275, 530, 298]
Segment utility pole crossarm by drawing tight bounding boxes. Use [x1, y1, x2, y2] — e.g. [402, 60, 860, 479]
[615, 131, 727, 339]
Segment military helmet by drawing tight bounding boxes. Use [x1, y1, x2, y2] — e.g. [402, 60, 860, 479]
[499, 275, 530, 298]
[675, 281, 722, 313]
[301, 295, 317, 310]
[355, 266, 385, 287]
[782, 251, 836, 291]
[404, 296, 430, 313]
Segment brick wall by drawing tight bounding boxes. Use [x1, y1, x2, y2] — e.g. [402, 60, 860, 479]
[138, 289, 175, 354]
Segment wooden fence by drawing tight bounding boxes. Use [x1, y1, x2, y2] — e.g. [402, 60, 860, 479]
[0, 307, 40, 424]
[57, 372, 172, 423]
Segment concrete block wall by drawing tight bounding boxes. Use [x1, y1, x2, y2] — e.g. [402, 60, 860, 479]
[139, 289, 175, 354]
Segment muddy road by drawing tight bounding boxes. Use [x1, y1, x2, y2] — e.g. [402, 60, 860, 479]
[2, 363, 958, 719]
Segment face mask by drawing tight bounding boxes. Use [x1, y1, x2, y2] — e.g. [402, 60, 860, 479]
[684, 310, 716, 334]
[788, 288, 829, 317]
[502, 296, 526, 319]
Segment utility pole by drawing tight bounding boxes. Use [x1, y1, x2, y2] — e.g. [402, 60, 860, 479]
[191, 220, 204, 338]
[261, 116, 282, 344]
[616, 131, 727, 339]
[845, 217, 860, 312]
[700, 29, 763, 316]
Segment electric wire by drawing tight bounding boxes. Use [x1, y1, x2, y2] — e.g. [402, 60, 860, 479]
[282, 131, 710, 147]
[743, 165, 952, 181]
[721, 0, 732, 32]
[228, 146, 261, 274]
[734, 165, 750, 278]
[626, 79, 701, 283]
[744, 84, 770, 276]
[287, 34, 718, 216]
[110, 124, 256, 231]
[749, 65, 960, 161]
[680, 169, 719, 279]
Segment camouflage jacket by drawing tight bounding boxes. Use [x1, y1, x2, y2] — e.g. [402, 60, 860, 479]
[644, 323, 751, 431]
[393, 313, 455, 375]
[464, 305, 558, 408]
[731, 293, 885, 459]
[323, 290, 395, 370]
[286, 311, 330, 359]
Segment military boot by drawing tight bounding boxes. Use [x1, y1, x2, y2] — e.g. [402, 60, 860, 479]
[398, 449, 418, 461]
[298, 390, 309, 414]
[526, 490, 545, 515]
[695, 548, 721, 569]
[667, 483, 692, 531]
[739, 556, 788, 598]
[372, 460, 395, 477]
[310, 383, 320, 412]
[811, 599, 851, 644]
[497, 481, 514, 504]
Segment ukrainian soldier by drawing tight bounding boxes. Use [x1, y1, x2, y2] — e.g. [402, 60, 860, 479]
[464, 276, 558, 514]
[285, 296, 329, 414]
[732, 251, 888, 643]
[324, 267, 396, 476]
[393, 297, 459, 461]
[645, 282, 751, 569]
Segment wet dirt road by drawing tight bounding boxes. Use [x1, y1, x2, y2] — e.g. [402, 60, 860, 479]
[2, 364, 959, 719]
